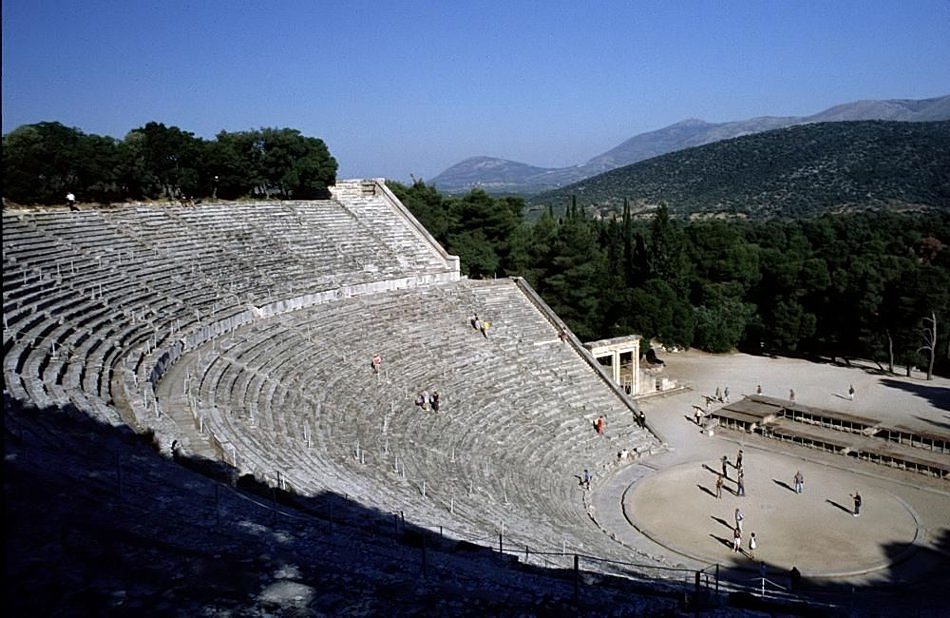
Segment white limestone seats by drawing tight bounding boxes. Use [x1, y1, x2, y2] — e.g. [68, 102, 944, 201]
[2, 183, 666, 575]
[2, 183, 459, 428]
[166, 278, 660, 562]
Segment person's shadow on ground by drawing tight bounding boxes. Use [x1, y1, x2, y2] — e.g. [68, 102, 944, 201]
[697, 484, 717, 498]
[709, 533, 733, 550]
[711, 515, 735, 531]
[825, 498, 853, 515]
[772, 479, 796, 493]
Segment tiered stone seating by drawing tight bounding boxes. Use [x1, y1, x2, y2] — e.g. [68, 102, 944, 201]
[2, 181, 459, 429]
[3, 181, 666, 573]
[168, 278, 661, 560]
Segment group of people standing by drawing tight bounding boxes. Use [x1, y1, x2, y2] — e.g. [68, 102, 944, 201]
[717, 449, 757, 556]
[714, 450, 865, 563]
[714, 386, 730, 403]
[715, 449, 745, 498]
[695, 386, 731, 424]
[731, 507, 756, 558]
[470, 313, 490, 338]
[415, 390, 441, 412]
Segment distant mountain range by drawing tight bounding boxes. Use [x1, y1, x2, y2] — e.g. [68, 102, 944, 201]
[530, 120, 950, 219]
[430, 95, 950, 195]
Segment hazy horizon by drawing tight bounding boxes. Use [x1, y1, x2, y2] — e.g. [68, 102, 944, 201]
[4, 0, 949, 182]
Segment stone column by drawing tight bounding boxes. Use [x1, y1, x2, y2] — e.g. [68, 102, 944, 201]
[633, 341, 641, 395]
[612, 350, 621, 385]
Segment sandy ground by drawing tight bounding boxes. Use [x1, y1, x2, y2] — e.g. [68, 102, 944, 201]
[608, 350, 950, 583]
[654, 350, 949, 435]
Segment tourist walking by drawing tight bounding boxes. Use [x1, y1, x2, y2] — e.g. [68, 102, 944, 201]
[848, 384, 855, 400]
[734, 507, 744, 533]
[715, 475, 723, 499]
[737, 469, 746, 496]
[583, 469, 592, 491]
[749, 532, 757, 559]
[595, 416, 605, 435]
[733, 527, 742, 552]
[721, 455, 729, 478]
[431, 391, 441, 413]
[794, 470, 804, 494]
[851, 491, 862, 517]
[724, 386, 730, 402]
[736, 449, 743, 470]
[756, 384, 762, 395]
[789, 388, 795, 402]
[371, 353, 382, 374]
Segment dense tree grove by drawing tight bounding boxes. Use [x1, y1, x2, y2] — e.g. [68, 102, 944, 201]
[392, 180, 950, 376]
[2, 121, 337, 204]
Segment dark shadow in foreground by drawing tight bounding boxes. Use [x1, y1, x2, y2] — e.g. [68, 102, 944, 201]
[4, 395, 949, 616]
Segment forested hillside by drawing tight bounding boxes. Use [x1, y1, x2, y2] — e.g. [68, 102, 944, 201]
[533, 121, 950, 219]
[391, 181, 950, 377]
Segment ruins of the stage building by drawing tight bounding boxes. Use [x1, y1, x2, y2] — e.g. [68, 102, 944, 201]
[584, 335, 676, 397]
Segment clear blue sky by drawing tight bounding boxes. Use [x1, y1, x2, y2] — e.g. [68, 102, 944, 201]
[4, 0, 949, 181]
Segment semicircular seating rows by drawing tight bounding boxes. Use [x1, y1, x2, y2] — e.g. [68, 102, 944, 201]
[3, 182, 457, 425]
[2, 179, 664, 569]
[166, 278, 662, 561]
